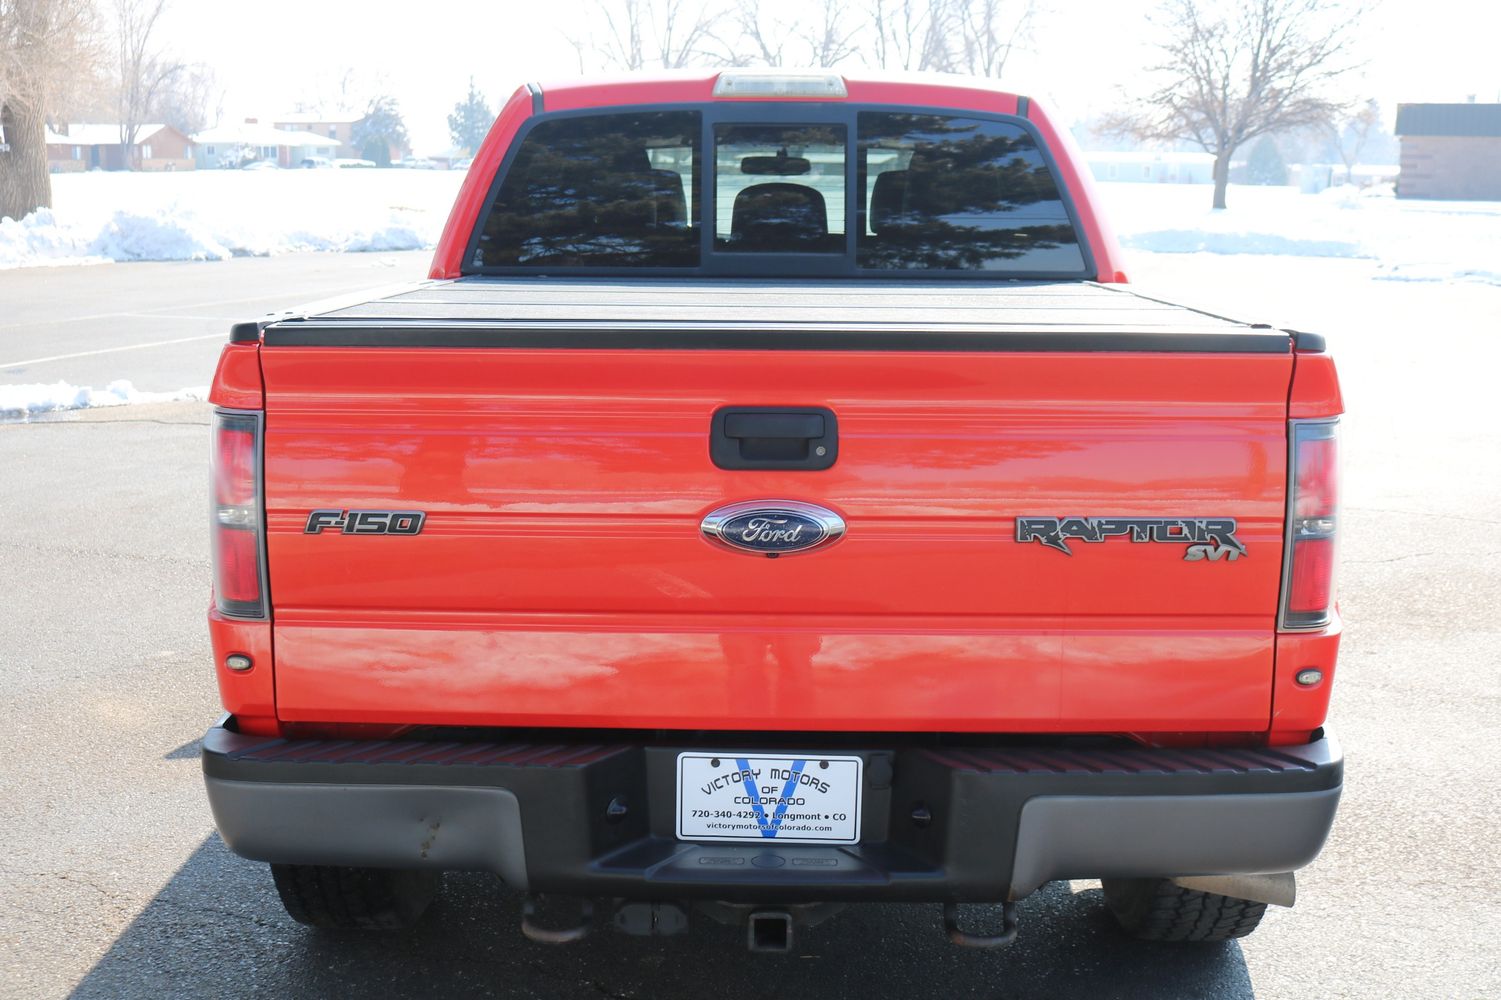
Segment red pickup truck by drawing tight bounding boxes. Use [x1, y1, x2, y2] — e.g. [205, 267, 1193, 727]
[202, 71, 1343, 951]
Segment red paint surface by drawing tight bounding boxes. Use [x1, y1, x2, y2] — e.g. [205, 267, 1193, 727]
[216, 73, 1348, 742]
[1289, 352, 1343, 419]
[207, 343, 262, 410]
[209, 609, 276, 732]
[1269, 616, 1342, 745]
[258, 347, 1294, 733]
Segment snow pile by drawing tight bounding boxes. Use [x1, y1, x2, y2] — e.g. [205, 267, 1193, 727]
[0, 379, 208, 420]
[88, 210, 236, 262]
[0, 209, 111, 268]
[1099, 181, 1501, 285]
[0, 168, 463, 269]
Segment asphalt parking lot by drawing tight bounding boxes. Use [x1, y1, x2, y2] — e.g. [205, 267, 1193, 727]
[1, 251, 1497, 999]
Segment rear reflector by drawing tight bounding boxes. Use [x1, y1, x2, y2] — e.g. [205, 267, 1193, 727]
[1280, 419, 1339, 630]
[211, 410, 267, 619]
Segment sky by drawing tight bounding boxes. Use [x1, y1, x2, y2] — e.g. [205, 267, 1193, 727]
[164, 0, 1501, 155]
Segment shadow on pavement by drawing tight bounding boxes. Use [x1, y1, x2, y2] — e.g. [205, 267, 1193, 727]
[70, 836, 1255, 1000]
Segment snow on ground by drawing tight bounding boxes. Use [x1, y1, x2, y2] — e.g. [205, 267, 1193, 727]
[0, 379, 207, 421]
[1094, 181, 1501, 286]
[0, 168, 463, 269]
[2, 170, 1499, 285]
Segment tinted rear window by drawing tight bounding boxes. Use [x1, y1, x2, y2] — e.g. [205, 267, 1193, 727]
[470, 107, 1087, 277]
[474, 111, 700, 268]
[857, 113, 1085, 272]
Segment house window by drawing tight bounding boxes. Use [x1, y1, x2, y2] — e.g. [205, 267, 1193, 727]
[206, 145, 215, 155]
[1143, 164, 1151, 179]
[74, 146, 83, 159]
[328, 126, 338, 138]
[142, 144, 153, 159]
[1108, 163, 1117, 179]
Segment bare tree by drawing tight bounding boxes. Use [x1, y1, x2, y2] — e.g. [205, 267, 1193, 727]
[1107, 0, 1359, 209]
[1321, 96, 1380, 178]
[719, 0, 791, 67]
[151, 62, 216, 136]
[0, 0, 101, 220]
[593, 0, 721, 70]
[869, 0, 954, 72]
[799, 0, 862, 68]
[114, 0, 182, 166]
[954, 0, 1035, 78]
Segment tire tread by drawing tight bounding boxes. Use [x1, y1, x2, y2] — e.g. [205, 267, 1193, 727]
[1103, 877, 1268, 942]
[270, 864, 438, 930]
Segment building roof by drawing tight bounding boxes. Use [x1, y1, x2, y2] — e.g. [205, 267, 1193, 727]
[273, 111, 363, 125]
[1082, 150, 1215, 164]
[44, 123, 173, 146]
[1394, 103, 1501, 137]
[192, 122, 341, 148]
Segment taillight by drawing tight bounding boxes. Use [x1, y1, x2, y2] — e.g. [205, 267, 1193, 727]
[211, 410, 266, 618]
[1280, 419, 1338, 630]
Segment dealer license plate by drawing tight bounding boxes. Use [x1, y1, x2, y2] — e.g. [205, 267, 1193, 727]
[676, 753, 863, 844]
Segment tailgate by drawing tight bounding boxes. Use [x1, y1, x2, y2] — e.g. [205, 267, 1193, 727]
[258, 281, 1293, 734]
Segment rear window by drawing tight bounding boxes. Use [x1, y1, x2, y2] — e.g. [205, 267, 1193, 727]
[474, 111, 700, 269]
[714, 124, 846, 254]
[471, 107, 1086, 277]
[858, 113, 1085, 272]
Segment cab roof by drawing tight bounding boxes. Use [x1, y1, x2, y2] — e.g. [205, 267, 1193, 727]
[529, 70, 1031, 118]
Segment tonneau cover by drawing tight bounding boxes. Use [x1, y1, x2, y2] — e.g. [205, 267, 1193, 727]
[262, 278, 1290, 353]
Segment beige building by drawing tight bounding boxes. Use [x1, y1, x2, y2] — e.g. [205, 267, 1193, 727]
[1395, 103, 1501, 201]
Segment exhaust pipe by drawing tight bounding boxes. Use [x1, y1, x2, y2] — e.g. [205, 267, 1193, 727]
[747, 910, 793, 953]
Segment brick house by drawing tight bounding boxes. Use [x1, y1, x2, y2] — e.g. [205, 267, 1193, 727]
[45, 123, 195, 172]
[272, 112, 361, 158]
[1394, 103, 1501, 200]
[273, 111, 407, 164]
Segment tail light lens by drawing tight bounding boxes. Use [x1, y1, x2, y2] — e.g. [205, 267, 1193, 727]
[212, 410, 266, 619]
[1280, 419, 1338, 630]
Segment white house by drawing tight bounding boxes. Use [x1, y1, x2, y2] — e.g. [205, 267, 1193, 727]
[192, 120, 341, 169]
[1084, 150, 1217, 185]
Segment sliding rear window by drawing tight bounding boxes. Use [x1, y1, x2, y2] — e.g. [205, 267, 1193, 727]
[473, 111, 700, 269]
[858, 113, 1085, 273]
[469, 106, 1087, 277]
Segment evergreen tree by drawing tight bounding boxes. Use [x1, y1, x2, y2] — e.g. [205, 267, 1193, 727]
[447, 77, 491, 154]
[1247, 136, 1288, 186]
[353, 95, 409, 166]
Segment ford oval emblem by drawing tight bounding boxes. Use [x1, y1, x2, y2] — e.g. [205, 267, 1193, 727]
[701, 500, 846, 557]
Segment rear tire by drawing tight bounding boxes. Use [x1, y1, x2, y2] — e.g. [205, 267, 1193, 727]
[1102, 877, 1267, 942]
[270, 864, 440, 930]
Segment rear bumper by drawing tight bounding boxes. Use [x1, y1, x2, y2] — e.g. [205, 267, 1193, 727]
[202, 724, 1342, 902]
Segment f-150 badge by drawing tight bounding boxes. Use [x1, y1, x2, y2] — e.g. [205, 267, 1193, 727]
[305, 510, 425, 535]
[1016, 517, 1245, 561]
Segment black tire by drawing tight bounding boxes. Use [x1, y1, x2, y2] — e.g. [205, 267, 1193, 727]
[270, 864, 441, 930]
[1102, 877, 1267, 942]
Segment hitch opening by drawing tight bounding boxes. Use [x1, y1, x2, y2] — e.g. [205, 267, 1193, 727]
[520, 894, 593, 944]
[943, 901, 1019, 949]
[747, 910, 793, 953]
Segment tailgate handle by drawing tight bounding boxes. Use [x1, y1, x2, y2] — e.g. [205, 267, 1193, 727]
[711, 406, 838, 470]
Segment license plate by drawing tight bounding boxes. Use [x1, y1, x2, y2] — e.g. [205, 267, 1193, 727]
[675, 753, 863, 844]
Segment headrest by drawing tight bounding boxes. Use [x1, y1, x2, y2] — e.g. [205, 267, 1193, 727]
[730, 183, 829, 248]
